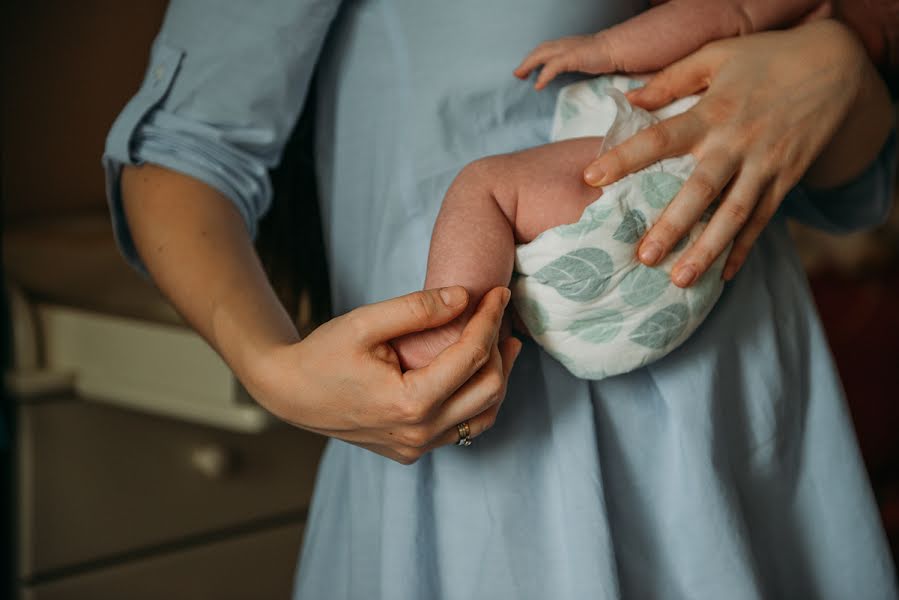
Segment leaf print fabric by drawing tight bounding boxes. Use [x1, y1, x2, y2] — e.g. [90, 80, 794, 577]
[532, 248, 614, 302]
[629, 304, 689, 349]
[568, 309, 623, 343]
[640, 172, 684, 209]
[612, 208, 647, 243]
[619, 265, 670, 307]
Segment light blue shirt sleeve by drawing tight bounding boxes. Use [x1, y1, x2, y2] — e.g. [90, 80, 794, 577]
[781, 128, 897, 233]
[102, 0, 342, 275]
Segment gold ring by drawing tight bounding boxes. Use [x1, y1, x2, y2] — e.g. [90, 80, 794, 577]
[456, 421, 471, 446]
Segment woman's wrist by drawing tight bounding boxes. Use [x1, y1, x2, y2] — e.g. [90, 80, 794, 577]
[802, 19, 893, 189]
[121, 163, 303, 395]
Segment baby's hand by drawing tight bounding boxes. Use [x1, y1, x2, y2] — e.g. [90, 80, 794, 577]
[514, 34, 617, 91]
[514, 0, 828, 91]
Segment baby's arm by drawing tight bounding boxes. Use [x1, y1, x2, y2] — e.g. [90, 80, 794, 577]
[514, 0, 826, 89]
[392, 137, 604, 370]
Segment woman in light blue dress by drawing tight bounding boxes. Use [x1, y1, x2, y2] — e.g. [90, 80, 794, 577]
[104, 1, 898, 598]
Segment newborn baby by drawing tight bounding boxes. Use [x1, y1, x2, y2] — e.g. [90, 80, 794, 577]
[395, 78, 717, 378]
[393, 0, 831, 377]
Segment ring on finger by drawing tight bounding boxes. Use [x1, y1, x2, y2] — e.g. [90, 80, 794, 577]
[456, 421, 472, 447]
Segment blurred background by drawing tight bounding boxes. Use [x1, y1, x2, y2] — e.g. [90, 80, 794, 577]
[1, 2, 897, 599]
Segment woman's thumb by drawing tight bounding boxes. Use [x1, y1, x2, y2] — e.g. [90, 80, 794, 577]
[350, 286, 469, 345]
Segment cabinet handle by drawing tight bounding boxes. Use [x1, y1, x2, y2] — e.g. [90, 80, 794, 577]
[189, 444, 235, 480]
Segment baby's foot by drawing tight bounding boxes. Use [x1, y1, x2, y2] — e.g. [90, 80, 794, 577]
[391, 319, 466, 370]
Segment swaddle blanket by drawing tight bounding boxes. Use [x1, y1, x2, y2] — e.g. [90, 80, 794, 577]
[512, 76, 726, 380]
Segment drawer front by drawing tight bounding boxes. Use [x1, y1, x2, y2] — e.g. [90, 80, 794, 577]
[21, 522, 304, 600]
[18, 399, 326, 577]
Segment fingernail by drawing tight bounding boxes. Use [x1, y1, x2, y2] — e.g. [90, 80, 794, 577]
[673, 265, 697, 287]
[501, 288, 512, 307]
[512, 338, 523, 361]
[639, 242, 662, 265]
[722, 264, 737, 281]
[439, 286, 467, 307]
[584, 165, 606, 186]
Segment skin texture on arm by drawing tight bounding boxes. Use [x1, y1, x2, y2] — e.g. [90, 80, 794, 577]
[120, 164, 522, 464]
[514, 0, 826, 89]
[392, 137, 604, 369]
[121, 163, 302, 378]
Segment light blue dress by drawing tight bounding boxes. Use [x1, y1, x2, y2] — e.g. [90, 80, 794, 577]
[103, 1, 899, 598]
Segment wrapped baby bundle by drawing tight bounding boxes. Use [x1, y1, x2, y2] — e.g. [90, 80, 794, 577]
[512, 76, 727, 380]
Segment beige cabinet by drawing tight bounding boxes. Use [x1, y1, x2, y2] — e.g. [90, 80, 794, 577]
[15, 397, 326, 598]
[17, 399, 325, 579]
[21, 523, 304, 600]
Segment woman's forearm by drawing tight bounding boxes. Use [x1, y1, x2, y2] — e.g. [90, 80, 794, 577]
[120, 163, 300, 385]
[803, 22, 894, 189]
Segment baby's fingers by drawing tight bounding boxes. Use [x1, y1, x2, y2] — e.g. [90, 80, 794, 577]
[534, 56, 578, 90]
[514, 41, 562, 80]
[515, 36, 607, 88]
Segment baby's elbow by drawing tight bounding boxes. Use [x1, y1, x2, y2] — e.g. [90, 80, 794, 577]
[458, 155, 500, 184]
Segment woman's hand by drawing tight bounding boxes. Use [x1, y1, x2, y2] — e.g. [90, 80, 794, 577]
[582, 19, 892, 285]
[244, 286, 522, 465]
[122, 165, 520, 466]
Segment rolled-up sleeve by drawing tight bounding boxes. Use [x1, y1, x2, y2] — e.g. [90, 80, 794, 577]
[103, 0, 342, 274]
[781, 127, 897, 234]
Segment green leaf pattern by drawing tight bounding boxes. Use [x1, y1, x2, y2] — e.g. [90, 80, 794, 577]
[555, 201, 613, 239]
[612, 208, 647, 243]
[619, 265, 670, 307]
[532, 248, 614, 302]
[568, 309, 623, 343]
[629, 303, 689, 349]
[559, 98, 580, 121]
[640, 172, 684, 209]
[516, 297, 549, 336]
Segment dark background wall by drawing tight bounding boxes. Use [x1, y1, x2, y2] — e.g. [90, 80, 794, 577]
[2, 1, 168, 222]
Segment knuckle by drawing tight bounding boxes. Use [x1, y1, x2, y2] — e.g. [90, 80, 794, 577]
[653, 218, 685, 243]
[404, 292, 438, 324]
[400, 426, 431, 449]
[395, 448, 422, 466]
[687, 172, 719, 202]
[486, 371, 505, 399]
[393, 397, 428, 425]
[467, 341, 492, 371]
[701, 96, 739, 124]
[689, 243, 719, 268]
[644, 123, 672, 153]
[721, 201, 752, 226]
[345, 311, 371, 340]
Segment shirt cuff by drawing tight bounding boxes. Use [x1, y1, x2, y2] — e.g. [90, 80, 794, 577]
[782, 127, 897, 234]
